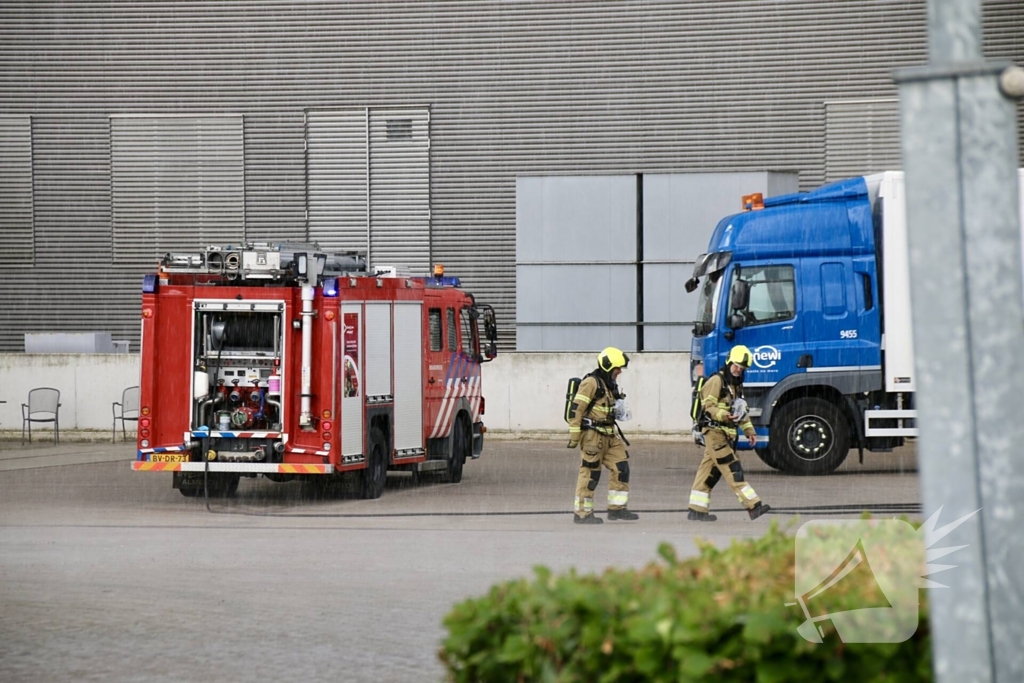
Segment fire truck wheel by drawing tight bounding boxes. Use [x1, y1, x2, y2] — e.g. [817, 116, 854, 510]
[217, 474, 241, 498]
[444, 415, 469, 484]
[360, 427, 388, 499]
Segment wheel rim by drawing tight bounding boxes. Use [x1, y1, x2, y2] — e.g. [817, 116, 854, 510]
[787, 414, 833, 462]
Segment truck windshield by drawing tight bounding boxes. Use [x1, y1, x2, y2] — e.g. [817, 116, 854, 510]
[693, 271, 723, 337]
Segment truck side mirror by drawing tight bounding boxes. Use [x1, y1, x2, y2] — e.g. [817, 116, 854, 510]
[475, 305, 498, 362]
[729, 279, 750, 311]
[728, 312, 747, 331]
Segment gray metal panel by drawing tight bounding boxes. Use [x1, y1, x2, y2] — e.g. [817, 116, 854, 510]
[517, 264, 635, 323]
[767, 172, 802, 198]
[0, 115, 33, 266]
[307, 110, 368, 253]
[516, 325, 636, 353]
[515, 176, 637, 350]
[364, 302, 392, 399]
[516, 175, 637, 262]
[825, 98, 902, 182]
[643, 263, 695, 352]
[110, 115, 244, 266]
[392, 302, 423, 451]
[341, 303, 362, 457]
[244, 113, 308, 243]
[368, 108, 430, 275]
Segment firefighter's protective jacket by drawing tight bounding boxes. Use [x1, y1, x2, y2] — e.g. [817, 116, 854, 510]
[567, 375, 617, 445]
[700, 371, 755, 441]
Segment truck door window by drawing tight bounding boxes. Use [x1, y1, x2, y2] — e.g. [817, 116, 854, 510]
[446, 308, 457, 351]
[737, 265, 795, 325]
[429, 308, 442, 351]
[460, 308, 477, 355]
[693, 271, 722, 337]
[861, 273, 874, 311]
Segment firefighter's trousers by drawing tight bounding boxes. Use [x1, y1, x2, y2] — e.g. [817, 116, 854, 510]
[574, 429, 630, 518]
[688, 428, 760, 512]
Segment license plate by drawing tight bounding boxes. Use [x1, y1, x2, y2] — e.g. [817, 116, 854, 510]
[150, 453, 188, 463]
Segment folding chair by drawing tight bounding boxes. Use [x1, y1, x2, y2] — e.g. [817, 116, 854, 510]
[113, 385, 140, 443]
[22, 387, 61, 444]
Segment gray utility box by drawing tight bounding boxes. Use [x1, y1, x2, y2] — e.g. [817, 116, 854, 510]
[25, 332, 129, 353]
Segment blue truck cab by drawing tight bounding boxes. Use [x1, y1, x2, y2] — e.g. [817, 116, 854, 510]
[687, 172, 919, 474]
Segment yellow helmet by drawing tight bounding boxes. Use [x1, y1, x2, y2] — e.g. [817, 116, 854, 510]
[727, 345, 753, 368]
[597, 347, 630, 372]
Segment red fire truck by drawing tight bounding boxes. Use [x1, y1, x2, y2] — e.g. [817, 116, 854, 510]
[131, 242, 497, 499]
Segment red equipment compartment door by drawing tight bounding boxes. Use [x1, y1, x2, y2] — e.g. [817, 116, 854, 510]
[341, 304, 363, 458]
[393, 301, 424, 453]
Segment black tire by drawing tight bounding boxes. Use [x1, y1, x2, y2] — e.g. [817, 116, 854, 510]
[444, 415, 469, 484]
[360, 427, 388, 499]
[770, 397, 850, 475]
[179, 486, 200, 497]
[754, 446, 787, 471]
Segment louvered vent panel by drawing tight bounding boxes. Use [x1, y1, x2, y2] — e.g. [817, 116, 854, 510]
[368, 109, 430, 275]
[244, 113, 308, 244]
[307, 110, 368, 254]
[0, 116, 33, 265]
[31, 117, 111, 263]
[111, 115, 244, 266]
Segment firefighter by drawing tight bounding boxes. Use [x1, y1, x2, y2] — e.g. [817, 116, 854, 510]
[688, 345, 771, 521]
[567, 347, 639, 524]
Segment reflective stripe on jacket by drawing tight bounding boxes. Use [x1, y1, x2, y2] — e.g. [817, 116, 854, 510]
[567, 375, 616, 438]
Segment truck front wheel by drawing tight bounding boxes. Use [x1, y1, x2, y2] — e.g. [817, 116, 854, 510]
[444, 415, 469, 484]
[771, 398, 850, 475]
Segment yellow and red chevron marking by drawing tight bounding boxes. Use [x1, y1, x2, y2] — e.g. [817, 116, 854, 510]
[277, 464, 328, 475]
[132, 462, 182, 472]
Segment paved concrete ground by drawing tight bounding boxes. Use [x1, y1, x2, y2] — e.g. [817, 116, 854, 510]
[0, 437, 920, 682]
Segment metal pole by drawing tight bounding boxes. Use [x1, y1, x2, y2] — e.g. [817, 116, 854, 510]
[895, 0, 1024, 681]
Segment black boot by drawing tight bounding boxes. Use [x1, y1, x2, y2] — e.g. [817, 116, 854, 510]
[687, 509, 717, 522]
[748, 502, 771, 520]
[607, 508, 639, 521]
[574, 514, 604, 525]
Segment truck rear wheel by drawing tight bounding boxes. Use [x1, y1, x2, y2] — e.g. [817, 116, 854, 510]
[444, 415, 469, 484]
[360, 427, 388, 499]
[771, 398, 850, 475]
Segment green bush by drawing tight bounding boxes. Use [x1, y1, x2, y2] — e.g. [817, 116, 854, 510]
[439, 523, 932, 682]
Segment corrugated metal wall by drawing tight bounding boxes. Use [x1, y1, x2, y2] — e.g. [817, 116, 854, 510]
[111, 115, 245, 265]
[0, 1, 1021, 352]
